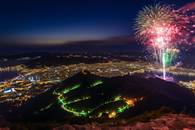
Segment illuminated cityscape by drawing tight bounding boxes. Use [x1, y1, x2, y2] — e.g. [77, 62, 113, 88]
[0, 0, 194, 129]
[1, 58, 195, 107]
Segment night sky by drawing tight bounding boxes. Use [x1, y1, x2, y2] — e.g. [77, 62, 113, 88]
[0, 0, 194, 46]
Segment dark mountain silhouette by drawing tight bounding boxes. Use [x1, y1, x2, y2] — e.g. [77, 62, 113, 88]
[0, 35, 143, 54]
[2, 71, 195, 122]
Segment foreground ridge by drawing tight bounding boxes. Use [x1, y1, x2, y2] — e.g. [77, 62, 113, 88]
[53, 114, 195, 130]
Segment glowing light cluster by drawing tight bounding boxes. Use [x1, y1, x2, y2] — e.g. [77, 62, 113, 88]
[108, 111, 117, 118]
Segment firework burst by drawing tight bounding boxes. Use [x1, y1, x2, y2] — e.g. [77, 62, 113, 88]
[135, 3, 195, 80]
[135, 4, 175, 43]
[135, 4, 180, 79]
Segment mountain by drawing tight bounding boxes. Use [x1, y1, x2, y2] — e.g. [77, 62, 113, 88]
[3, 71, 195, 122]
[0, 36, 143, 54]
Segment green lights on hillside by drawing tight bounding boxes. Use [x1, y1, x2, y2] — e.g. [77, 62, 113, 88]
[90, 80, 103, 87]
[40, 103, 54, 112]
[53, 81, 143, 118]
[62, 84, 81, 94]
[117, 105, 129, 113]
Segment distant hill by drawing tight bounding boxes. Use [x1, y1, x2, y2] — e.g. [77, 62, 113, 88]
[0, 35, 145, 56]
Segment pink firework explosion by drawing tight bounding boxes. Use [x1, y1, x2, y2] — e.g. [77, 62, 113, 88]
[147, 22, 179, 49]
[135, 3, 195, 50]
[134, 3, 195, 80]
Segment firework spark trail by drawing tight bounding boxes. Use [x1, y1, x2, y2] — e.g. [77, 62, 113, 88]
[178, 2, 195, 12]
[135, 4, 179, 79]
[176, 2, 195, 46]
[135, 3, 195, 80]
